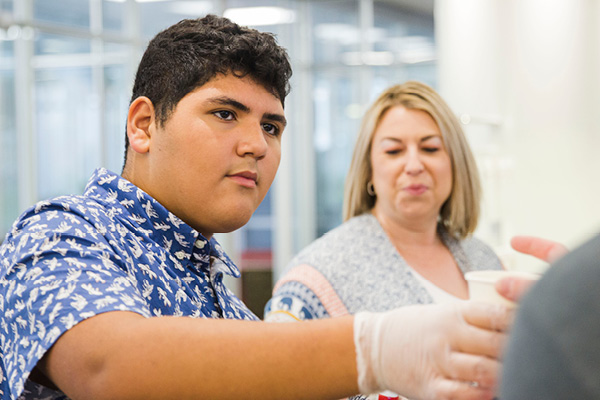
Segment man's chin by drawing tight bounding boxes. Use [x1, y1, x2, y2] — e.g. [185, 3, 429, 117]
[215, 213, 254, 234]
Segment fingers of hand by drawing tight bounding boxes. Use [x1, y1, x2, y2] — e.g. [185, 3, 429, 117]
[457, 324, 507, 359]
[445, 351, 499, 389]
[495, 277, 535, 303]
[427, 378, 496, 400]
[510, 235, 568, 263]
[459, 302, 514, 332]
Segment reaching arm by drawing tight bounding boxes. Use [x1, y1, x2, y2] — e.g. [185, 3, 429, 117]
[38, 302, 510, 400]
[39, 311, 357, 400]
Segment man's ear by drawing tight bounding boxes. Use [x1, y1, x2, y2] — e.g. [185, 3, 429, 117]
[126, 96, 155, 154]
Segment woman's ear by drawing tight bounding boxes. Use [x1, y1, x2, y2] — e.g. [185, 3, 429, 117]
[126, 96, 155, 154]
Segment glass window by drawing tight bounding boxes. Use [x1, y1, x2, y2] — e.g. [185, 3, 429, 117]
[33, 0, 90, 29]
[311, 0, 360, 65]
[243, 190, 273, 250]
[31, 33, 133, 199]
[373, 1, 436, 83]
[35, 32, 91, 56]
[372, 63, 437, 89]
[313, 68, 363, 235]
[35, 66, 100, 199]
[102, 41, 132, 173]
[104, 62, 129, 173]
[139, 1, 216, 40]
[373, 1, 435, 45]
[0, 0, 12, 14]
[0, 39, 17, 238]
[103, 0, 125, 34]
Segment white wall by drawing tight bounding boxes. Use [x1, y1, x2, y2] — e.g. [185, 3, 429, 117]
[436, 0, 600, 272]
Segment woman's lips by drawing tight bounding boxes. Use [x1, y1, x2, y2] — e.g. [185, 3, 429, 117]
[404, 184, 428, 195]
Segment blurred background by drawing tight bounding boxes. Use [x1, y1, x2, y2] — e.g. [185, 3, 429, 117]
[1, 0, 599, 317]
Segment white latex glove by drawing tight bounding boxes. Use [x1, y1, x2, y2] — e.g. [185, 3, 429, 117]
[354, 302, 511, 400]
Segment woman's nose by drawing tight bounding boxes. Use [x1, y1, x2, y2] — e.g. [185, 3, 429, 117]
[404, 149, 424, 175]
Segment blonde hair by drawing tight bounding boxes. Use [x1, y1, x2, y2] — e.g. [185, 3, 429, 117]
[342, 81, 481, 239]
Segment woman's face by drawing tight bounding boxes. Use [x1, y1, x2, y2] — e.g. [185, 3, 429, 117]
[370, 105, 453, 226]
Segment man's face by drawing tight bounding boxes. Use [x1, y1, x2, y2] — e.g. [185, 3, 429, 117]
[141, 74, 285, 238]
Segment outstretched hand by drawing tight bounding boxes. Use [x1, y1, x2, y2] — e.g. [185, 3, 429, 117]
[354, 302, 511, 400]
[495, 236, 569, 302]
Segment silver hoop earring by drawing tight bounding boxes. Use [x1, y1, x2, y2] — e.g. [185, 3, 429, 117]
[367, 181, 376, 197]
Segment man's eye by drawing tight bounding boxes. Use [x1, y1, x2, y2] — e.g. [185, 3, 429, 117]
[263, 123, 280, 137]
[214, 110, 235, 120]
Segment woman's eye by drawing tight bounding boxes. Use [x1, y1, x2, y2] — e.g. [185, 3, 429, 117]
[214, 110, 235, 120]
[263, 123, 280, 137]
[423, 147, 439, 153]
[385, 149, 402, 155]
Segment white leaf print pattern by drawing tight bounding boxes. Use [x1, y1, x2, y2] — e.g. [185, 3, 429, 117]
[0, 168, 257, 399]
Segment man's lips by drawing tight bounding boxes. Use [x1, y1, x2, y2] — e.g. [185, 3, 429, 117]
[227, 171, 258, 188]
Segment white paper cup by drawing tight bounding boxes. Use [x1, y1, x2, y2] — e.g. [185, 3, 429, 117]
[465, 270, 541, 307]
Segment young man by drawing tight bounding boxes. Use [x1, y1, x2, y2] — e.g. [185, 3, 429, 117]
[0, 15, 511, 400]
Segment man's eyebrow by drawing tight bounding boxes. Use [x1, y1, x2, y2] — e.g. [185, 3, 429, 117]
[207, 96, 250, 112]
[264, 113, 287, 128]
[207, 95, 287, 127]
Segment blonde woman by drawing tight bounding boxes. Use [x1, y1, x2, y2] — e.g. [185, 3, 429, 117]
[266, 81, 502, 322]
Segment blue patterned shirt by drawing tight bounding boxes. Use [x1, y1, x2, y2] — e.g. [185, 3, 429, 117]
[0, 168, 257, 400]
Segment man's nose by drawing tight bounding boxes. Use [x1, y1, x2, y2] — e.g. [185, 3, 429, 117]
[237, 124, 268, 159]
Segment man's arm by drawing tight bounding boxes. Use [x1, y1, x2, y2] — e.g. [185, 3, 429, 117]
[39, 303, 509, 400]
[40, 311, 357, 400]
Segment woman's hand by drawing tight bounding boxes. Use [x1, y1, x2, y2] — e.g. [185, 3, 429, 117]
[495, 236, 569, 302]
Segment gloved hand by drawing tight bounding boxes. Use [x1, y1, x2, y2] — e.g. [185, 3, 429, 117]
[354, 302, 511, 400]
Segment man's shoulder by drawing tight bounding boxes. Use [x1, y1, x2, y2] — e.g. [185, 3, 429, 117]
[13, 195, 111, 229]
[0, 194, 121, 257]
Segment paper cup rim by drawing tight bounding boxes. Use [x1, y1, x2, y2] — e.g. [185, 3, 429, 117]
[464, 269, 541, 284]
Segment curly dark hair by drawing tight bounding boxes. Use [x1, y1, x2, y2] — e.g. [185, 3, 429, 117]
[124, 14, 292, 163]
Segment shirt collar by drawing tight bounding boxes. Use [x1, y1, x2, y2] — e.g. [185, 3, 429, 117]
[84, 168, 241, 278]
